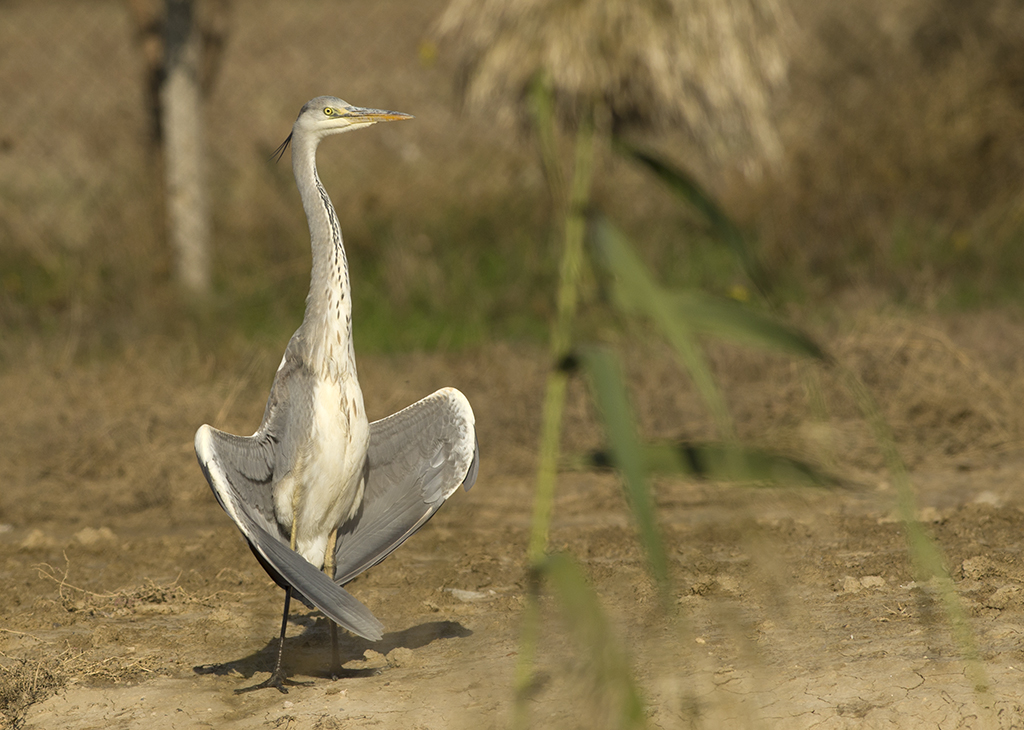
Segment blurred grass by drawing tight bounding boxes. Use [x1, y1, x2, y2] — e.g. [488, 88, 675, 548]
[5, 1, 1024, 363]
[5, 117, 1024, 360]
[6, 193, 1024, 373]
[0, 188, 558, 357]
[207, 191, 558, 352]
[5, 184, 1024, 377]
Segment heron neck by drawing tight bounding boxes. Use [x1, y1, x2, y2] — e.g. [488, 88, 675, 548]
[292, 133, 357, 378]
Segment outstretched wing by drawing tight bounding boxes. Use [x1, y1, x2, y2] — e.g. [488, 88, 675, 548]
[195, 425, 281, 542]
[332, 387, 478, 586]
[195, 336, 307, 547]
[194, 349, 385, 641]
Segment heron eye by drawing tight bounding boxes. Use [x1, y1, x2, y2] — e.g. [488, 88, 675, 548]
[324, 108, 335, 116]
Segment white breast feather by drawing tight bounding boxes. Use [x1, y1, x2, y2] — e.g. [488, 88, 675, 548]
[275, 375, 369, 568]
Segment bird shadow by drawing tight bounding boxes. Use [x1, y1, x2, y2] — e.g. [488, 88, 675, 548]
[194, 618, 472, 681]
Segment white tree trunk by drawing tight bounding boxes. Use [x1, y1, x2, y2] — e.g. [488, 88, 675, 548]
[161, 0, 210, 297]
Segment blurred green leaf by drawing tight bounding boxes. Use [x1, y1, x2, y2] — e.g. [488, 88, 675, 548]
[572, 440, 836, 487]
[580, 347, 670, 594]
[593, 218, 824, 361]
[542, 553, 648, 729]
[591, 219, 735, 439]
[613, 138, 769, 297]
[671, 291, 827, 361]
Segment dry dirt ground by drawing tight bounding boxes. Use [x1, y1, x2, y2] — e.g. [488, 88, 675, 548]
[4, 306, 1024, 729]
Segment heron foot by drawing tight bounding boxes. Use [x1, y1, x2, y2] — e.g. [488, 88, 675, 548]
[235, 672, 313, 695]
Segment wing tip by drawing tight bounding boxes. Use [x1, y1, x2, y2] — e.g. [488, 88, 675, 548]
[193, 424, 245, 528]
[438, 387, 475, 426]
[194, 423, 213, 458]
[255, 530, 387, 642]
[462, 437, 480, 492]
[363, 621, 385, 642]
[433, 388, 479, 494]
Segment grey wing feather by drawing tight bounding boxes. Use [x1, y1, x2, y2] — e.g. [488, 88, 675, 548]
[250, 522, 384, 640]
[332, 387, 478, 586]
[194, 345, 304, 543]
[194, 348, 385, 641]
[195, 425, 282, 543]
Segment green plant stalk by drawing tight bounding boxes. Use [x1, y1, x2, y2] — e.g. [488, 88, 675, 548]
[528, 72, 566, 212]
[528, 114, 596, 563]
[841, 366, 991, 701]
[514, 113, 596, 729]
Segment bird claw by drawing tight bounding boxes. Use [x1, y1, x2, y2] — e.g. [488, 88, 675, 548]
[235, 673, 313, 695]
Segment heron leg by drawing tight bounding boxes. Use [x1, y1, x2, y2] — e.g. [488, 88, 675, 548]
[235, 586, 312, 694]
[323, 529, 344, 678]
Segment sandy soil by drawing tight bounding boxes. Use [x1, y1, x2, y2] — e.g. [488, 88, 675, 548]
[3, 307, 1024, 729]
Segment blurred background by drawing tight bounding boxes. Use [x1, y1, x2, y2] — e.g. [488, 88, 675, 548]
[4, 0, 1024, 357]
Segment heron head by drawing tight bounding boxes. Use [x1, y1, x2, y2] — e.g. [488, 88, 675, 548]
[273, 96, 412, 160]
[295, 96, 412, 138]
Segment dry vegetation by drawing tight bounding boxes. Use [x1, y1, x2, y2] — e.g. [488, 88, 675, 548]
[437, 0, 790, 167]
[751, 0, 1024, 298]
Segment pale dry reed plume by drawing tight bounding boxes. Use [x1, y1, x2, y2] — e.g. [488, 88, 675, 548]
[437, 0, 792, 173]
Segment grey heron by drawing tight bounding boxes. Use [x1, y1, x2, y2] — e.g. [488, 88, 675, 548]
[194, 96, 479, 694]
